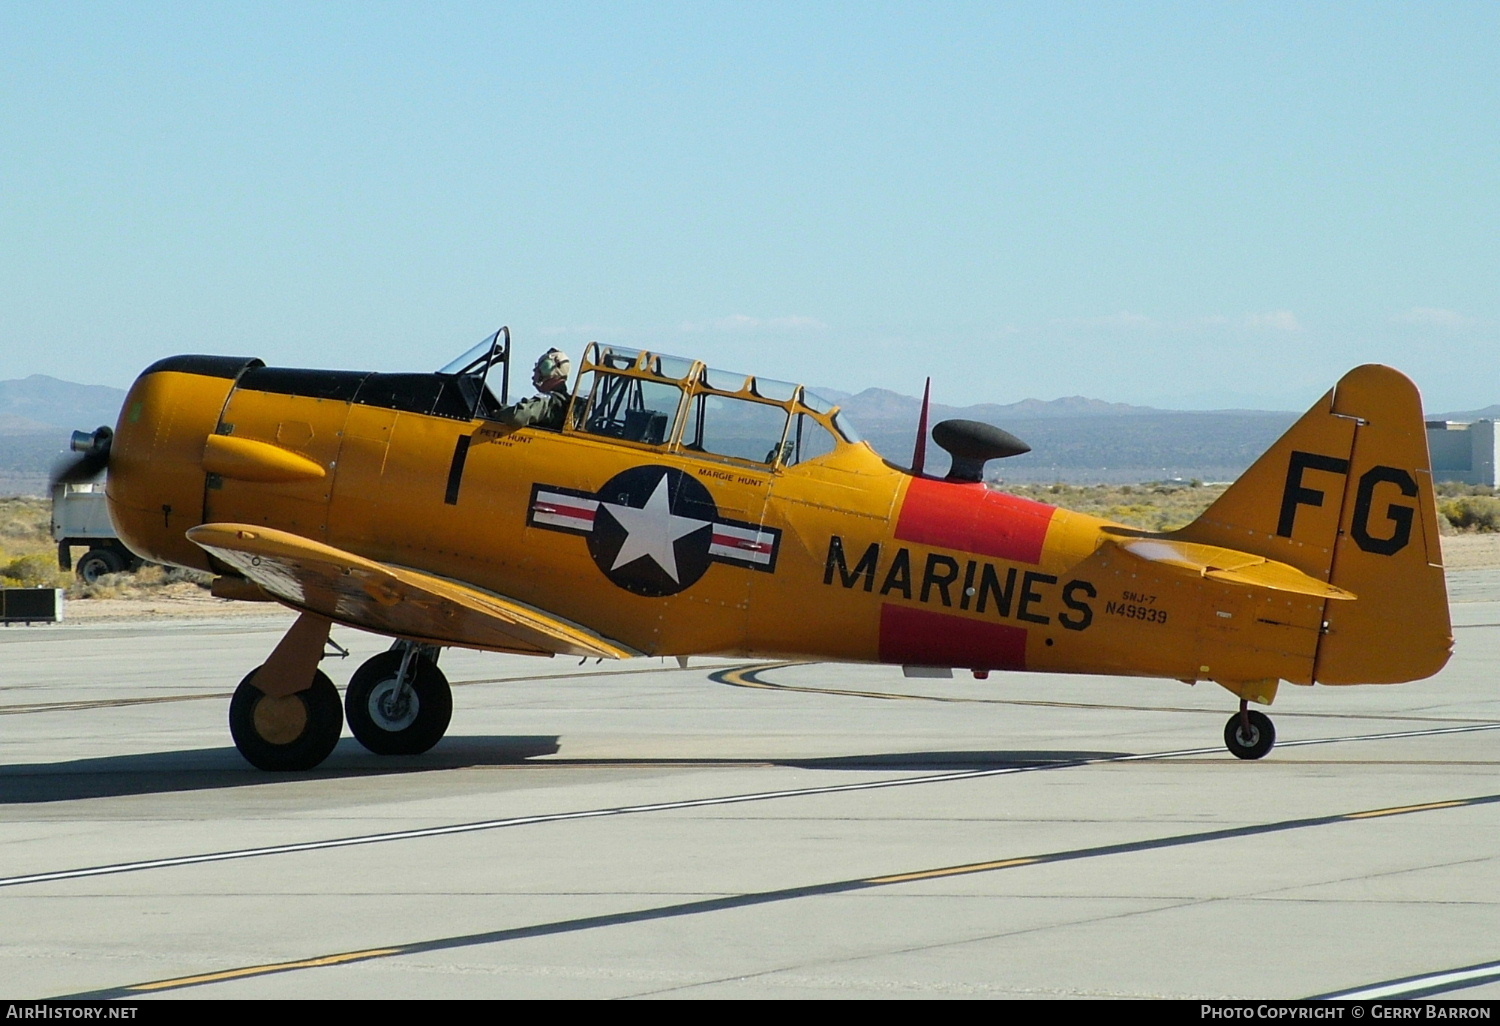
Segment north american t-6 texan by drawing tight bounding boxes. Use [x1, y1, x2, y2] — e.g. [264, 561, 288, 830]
[55, 328, 1452, 770]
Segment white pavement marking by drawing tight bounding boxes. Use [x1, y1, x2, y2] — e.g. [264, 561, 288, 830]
[1317, 958, 1500, 999]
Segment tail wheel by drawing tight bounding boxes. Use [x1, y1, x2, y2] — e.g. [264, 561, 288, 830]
[229, 668, 344, 771]
[1224, 709, 1276, 760]
[345, 650, 452, 755]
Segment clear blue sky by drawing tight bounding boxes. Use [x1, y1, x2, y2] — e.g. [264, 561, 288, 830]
[2, 2, 1496, 411]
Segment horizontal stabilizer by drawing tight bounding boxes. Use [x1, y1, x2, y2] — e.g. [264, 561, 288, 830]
[1108, 536, 1356, 600]
[188, 523, 636, 659]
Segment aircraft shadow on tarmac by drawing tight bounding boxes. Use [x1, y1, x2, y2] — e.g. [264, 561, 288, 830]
[0, 737, 1125, 804]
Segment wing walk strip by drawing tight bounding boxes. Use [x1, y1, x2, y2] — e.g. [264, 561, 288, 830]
[8, 721, 1500, 891]
[69, 792, 1500, 999]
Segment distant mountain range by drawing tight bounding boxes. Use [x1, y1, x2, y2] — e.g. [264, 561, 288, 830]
[1432, 405, 1500, 422]
[814, 386, 1162, 422]
[0, 373, 1494, 495]
[800, 388, 1499, 481]
[0, 375, 126, 435]
[820, 387, 1298, 482]
[0, 375, 128, 495]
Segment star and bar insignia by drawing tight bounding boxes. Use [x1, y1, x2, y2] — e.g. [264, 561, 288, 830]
[527, 465, 781, 597]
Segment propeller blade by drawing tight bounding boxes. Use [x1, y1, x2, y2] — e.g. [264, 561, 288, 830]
[49, 427, 113, 488]
[49, 449, 108, 487]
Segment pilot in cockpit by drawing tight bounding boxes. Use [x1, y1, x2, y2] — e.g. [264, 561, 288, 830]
[497, 349, 571, 429]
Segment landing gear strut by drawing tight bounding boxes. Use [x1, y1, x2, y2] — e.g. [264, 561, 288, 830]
[1223, 700, 1275, 760]
[345, 642, 453, 755]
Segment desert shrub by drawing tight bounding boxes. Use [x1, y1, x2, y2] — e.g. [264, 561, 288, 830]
[0, 517, 36, 538]
[1440, 495, 1500, 533]
[1, 552, 68, 588]
[0, 497, 50, 537]
[1008, 481, 1227, 532]
[66, 562, 213, 599]
[1435, 481, 1496, 498]
[72, 571, 132, 600]
[133, 564, 167, 587]
[139, 564, 212, 588]
[0, 498, 60, 585]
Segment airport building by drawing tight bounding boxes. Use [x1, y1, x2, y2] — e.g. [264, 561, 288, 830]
[1426, 419, 1498, 486]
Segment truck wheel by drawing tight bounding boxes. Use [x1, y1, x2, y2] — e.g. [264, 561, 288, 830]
[77, 547, 126, 584]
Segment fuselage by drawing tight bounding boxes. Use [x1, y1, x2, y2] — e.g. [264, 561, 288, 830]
[105, 353, 1380, 695]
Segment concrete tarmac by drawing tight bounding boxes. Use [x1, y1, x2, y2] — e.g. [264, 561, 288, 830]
[2, 573, 1498, 1000]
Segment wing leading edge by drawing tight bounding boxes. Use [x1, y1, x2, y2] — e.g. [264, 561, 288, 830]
[187, 523, 636, 659]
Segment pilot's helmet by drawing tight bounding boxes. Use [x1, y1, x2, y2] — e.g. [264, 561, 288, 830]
[533, 349, 570, 389]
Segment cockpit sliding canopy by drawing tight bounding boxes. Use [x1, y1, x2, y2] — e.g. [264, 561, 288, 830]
[438, 332, 861, 469]
[569, 343, 860, 468]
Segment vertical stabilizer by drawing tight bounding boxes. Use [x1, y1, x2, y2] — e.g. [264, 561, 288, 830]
[1175, 365, 1451, 685]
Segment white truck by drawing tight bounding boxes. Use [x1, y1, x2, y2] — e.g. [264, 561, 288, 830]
[51, 481, 142, 583]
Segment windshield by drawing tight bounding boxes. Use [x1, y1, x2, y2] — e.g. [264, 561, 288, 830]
[438, 329, 504, 376]
[802, 388, 862, 442]
[436, 327, 511, 419]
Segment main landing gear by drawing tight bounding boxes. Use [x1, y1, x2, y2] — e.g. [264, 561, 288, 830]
[229, 667, 343, 771]
[228, 612, 453, 771]
[1223, 700, 1275, 760]
[345, 643, 452, 756]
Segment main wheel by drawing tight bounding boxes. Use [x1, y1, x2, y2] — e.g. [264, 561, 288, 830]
[1224, 709, 1276, 760]
[229, 667, 344, 771]
[344, 650, 453, 755]
[77, 547, 126, 583]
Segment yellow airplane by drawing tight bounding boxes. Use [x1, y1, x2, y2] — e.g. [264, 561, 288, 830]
[59, 329, 1452, 770]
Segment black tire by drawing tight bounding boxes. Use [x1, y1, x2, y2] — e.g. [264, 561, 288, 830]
[77, 547, 126, 584]
[1224, 709, 1276, 760]
[229, 667, 344, 771]
[344, 650, 453, 755]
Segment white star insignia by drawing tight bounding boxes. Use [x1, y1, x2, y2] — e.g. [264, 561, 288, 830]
[602, 473, 710, 583]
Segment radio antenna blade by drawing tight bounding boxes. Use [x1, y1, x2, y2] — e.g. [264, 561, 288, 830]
[912, 376, 931, 475]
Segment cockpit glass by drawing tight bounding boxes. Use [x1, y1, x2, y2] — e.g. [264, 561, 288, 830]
[596, 346, 643, 372]
[786, 413, 839, 465]
[751, 378, 799, 402]
[577, 371, 683, 446]
[682, 393, 790, 465]
[801, 390, 834, 414]
[652, 355, 695, 380]
[438, 331, 502, 376]
[832, 411, 862, 443]
[701, 367, 751, 392]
